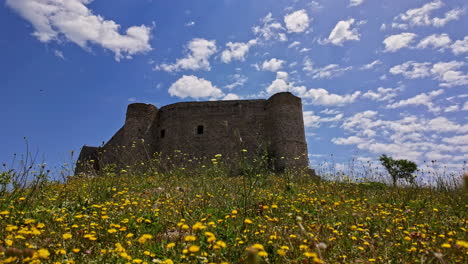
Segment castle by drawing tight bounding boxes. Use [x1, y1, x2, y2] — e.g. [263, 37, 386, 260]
[75, 92, 310, 174]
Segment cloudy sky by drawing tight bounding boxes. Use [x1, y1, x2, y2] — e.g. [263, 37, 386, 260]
[1, 0, 467, 174]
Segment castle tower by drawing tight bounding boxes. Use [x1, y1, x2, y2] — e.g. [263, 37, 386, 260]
[265, 92, 309, 171]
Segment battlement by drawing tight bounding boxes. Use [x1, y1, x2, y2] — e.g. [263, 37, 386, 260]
[75, 92, 310, 174]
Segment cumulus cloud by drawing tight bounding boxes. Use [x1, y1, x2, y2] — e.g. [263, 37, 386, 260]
[220, 39, 257, 63]
[335, 110, 468, 161]
[168, 75, 223, 99]
[390, 60, 468, 87]
[302, 89, 361, 106]
[252, 13, 287, 42]
[303, 111, 343, 129]
[392, 1, 464, 29]
[389, 61, 432, 79]
[284, 9, 310, 33]
[264, 71, 360, 106]
[222, 93, 241, 100]
[303, 111, 321, 128]
[262, 58, 285, 72]
[416, 33, 451, 50]
[383, 33, 417, 52]
[326, 19, 361, 46]
[360, 60, 382, 70]
[386, 89, 444, 113]
[6, 0, 152, 61]
[157, 38, 217, 72]
[451, 36, 468, 55]
[363, 87, 401, 102]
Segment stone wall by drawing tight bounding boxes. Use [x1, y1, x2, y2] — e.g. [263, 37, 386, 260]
[75, 92, 310, 175]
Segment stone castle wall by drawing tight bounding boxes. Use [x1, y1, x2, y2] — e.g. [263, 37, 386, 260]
[75, 92, 310, 174]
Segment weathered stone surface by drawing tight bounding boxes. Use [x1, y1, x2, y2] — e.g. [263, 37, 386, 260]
[75, 92, 310, 175]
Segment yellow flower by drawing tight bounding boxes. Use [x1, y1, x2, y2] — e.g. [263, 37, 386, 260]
[244, 219, 253, 224]
[36, 249, 50, 259]
[163, 260, 174, 264]
[455, 240, 468, 248]
[192, 222, 206, 231]
[72, 248, 80, 253]
[304, 251, 317, 258]
[277, 249, 286, 256]
[188, 245, 200, 253]
[138, 234, 153, 244]
[185, 235, 197, 242]
[251, 244, 264, 251]
[258, 251, 268, 257]
[0, 211, 9, 215]
[441, 243, 451, 248]
[62, 233, 72, 239]
[166, 243, 176, 249]
[107, 228, 118, 234]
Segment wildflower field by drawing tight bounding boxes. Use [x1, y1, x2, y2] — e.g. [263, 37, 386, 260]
[0, 162, 466, 263]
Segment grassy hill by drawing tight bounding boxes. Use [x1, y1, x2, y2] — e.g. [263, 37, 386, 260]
[0, 159, 466, 263]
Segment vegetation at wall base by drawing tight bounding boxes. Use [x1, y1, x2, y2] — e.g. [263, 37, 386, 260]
[0, 155, 467, 263]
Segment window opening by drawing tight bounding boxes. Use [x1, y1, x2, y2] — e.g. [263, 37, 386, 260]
[160, 129, 165, 138]
[197, 125, 204, 135]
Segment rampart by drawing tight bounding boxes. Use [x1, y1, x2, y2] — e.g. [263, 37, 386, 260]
[75, 92, 310, 174]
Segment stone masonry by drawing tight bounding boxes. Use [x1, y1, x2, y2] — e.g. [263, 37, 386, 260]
[75, 92, 310, 174]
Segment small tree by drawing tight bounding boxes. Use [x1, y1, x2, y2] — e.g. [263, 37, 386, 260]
[379, 154, 418, 186]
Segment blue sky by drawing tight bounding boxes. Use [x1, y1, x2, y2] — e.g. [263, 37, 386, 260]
[1, 0, 467, 175]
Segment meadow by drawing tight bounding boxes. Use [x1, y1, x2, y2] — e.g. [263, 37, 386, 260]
[0, 154, 466, 263]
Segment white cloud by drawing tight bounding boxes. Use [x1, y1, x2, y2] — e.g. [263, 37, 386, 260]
[451, 36, 468, 55]
[303, 111, 321, 128]
[53, 49, 65, 60]
[302, 89, 361, 106]
[303, 61, 352, 79]
[168, 75, 223, 99]
[326, 18, 360, 46]
[390, 60, 468, 87]
[393, 1, 464, 28]
[252, 13, 287, 42]
[416, 33, 451, 50]
[288, 41, 301, 49]
[185, 21, 195, 27]
[431, 61, 468, 87]
[224, 74, 248, 90]
[332, 136, 367, 145]
[363, 87, 401, 102]
[264, 71, 360, 106]
[463, 102, 468, 111]
[383, 33, 417, 52]
[386, 89, 444, 113]
[262, 58, 285, 72]
[336, 111, 468, 162]
[444, 105, 460, 112]
[443, 135, 468, 145]
[303, 111, 343, 129]
[222, 93, 241, 100]
[389, 61, 432, 79]
[284, 9, 310, 33]
[220, 39, 257, 63]
[6, 0, 152, 61]
[360, 60, 382, 70]
[349, 0, 365, 7]
[157, 38, 217, 72]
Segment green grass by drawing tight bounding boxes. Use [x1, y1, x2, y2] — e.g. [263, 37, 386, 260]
[0, 160, 467, 263]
